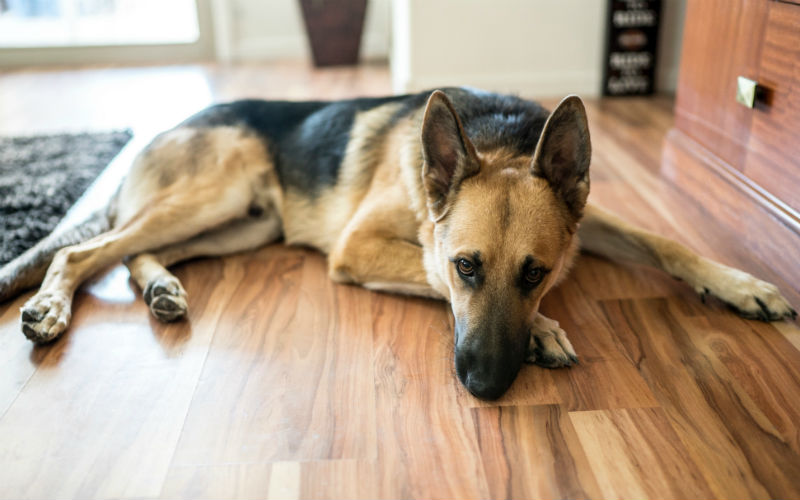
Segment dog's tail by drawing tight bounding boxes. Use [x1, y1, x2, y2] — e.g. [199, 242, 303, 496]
[0, 208, 112, 303]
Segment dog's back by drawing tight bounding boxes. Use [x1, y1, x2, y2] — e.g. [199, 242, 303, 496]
[182, 89, 552, 251]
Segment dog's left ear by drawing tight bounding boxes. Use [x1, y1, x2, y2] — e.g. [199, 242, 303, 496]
[531, 95, 591, 219]
[421, 90, 481, 221]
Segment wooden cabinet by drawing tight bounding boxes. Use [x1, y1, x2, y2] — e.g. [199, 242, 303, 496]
[669, 0, 800, 230]
[744, 2, 800, 212]
[673, 0, 769, 170]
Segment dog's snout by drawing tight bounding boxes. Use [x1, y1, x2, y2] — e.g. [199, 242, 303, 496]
[455, 339, 520, 400]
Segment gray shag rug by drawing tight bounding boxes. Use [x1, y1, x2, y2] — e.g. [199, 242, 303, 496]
[0, 131, 132, 266]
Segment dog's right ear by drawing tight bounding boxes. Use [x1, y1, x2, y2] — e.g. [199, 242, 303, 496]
[421, 90, 480, 222]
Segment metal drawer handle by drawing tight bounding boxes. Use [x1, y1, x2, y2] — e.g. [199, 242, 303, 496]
[736, 76, 766, 108]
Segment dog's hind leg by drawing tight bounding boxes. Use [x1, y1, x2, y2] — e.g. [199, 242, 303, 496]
[0, 208, 111, 303]
[18, 124, 282, 342]
[125, 253, 189, 322]
[125, 216, 282, 322]
[19, 191, 255, 343]
[579, 203, 796, 321]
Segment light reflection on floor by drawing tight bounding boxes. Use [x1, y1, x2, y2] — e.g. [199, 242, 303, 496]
[84, 265, 136, 304]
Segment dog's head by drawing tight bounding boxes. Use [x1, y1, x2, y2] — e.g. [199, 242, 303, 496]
[421, 91, 590, 399]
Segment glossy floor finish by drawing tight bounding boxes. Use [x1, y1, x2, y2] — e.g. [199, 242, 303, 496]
[1, 63, 799, 499]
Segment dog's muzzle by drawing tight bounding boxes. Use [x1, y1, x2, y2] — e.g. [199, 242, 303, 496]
[454, 320, 525, 400]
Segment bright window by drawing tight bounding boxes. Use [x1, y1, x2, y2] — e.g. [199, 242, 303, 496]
[0, 0, 199, 48]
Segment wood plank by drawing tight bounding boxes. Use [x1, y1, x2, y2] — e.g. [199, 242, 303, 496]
[600, 297, 800, 498]
[298, 460, 379, 500]
[541, 283, 661, 411]
[584, 96, 800, 306]
[160, 463, 275, 500]
[683, 312, 800, 457]
[0, 293, 38, 420]
[162, 459, 378, 500]
[166, 247, 377, 466]
[0, 259, 228, 499]
[569, 407, 714, 499]
[369, 294, 490, 498]
[471, 404, 602, 499]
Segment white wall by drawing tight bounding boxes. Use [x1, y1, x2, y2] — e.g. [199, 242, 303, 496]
[391, 0, 686, 97]
[215, 0, 391, 62]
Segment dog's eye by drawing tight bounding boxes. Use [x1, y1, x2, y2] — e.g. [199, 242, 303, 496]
[526, 267, 544, 285]
[456, 258, 475, 277]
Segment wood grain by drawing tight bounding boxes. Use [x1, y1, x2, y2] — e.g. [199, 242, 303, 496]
[601, 297, 800, 498]
[661, 130, 800, 292]
[569, 407, 713, 499]
[167, 248, 377, 465]
[369, 293, 490, 498]
[745, 1, 800, 214]
[0, 260, 225, 499]
[673, 0, 769, 171]
[670, 0, 800, 238]
[471, 404, 602, 499]
[0, 62, 799, 499]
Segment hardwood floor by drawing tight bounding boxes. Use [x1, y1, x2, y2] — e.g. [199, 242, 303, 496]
[0, 62, 799, 499]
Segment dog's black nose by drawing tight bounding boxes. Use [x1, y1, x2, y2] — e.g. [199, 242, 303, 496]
[455, 348, 517, 400]
[463, 372, 511, 400]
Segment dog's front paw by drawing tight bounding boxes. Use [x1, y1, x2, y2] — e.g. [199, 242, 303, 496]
[20, 292, 72, 343]
[143, 276, 188, 322]
[526, 315, 579, 368]
[696, 265, 796, 322]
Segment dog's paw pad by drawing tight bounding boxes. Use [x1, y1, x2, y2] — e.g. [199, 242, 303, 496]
[144, 276, 187, 322]
[19, 293, 71, 343]
[526, 320, 578, 369]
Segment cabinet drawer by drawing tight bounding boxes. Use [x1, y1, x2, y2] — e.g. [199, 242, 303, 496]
[744, 1, 800, 213]
[673, 0, 769, 172]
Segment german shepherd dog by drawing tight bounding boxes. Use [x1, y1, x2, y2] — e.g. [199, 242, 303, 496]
[0, 88, 795, 399]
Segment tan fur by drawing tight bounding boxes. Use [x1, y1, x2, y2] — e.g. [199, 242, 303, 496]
[578, 205, 792, 318]
[327, 113, 437, 296]
[283, 103, 404, 253]
[14, 91, 795, 394]
[421, 147, 581, 374]
[19, 126, 284, 342]
[116, 127, 280, 227]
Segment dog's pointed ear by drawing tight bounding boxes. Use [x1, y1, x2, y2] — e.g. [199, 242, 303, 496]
[421, 90, 480, 221]
[531, 95, 591, 219]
